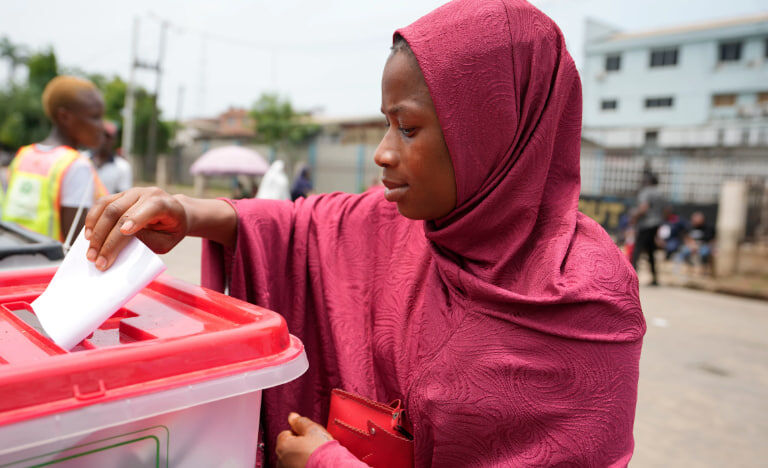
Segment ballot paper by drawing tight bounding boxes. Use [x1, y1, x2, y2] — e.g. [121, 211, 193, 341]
[31, 230, 166, 350]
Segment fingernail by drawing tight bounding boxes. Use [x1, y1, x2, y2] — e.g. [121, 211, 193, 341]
[96, 256, 107, 270]
[120, 220, 134, 234]
[288, 412, 299, 420]
[87, 248, 97, 261]
[84, 228, 92, 240]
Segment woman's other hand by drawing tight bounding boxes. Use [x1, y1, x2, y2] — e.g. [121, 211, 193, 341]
[276, 412, 334, 468]
[84, 187, 188, 271]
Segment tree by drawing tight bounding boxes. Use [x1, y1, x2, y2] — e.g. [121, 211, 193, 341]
[88, 74, 171, 180]
[0, 36, 27, 84]
[0, 86, 49, 149]
[26, 49, 58, 92]
[250, 93, 319, 151]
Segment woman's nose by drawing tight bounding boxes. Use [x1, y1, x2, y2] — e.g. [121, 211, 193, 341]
[374, 133, 398, 168]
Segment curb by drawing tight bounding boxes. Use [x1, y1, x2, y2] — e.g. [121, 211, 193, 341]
[668, 280, 768, 302]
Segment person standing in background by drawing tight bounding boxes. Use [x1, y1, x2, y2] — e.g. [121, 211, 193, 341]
[256, 160, 291, 200]
[290, 164, 314, 201]
[631, 172, 665, 285]
[92, 120, 132, 194]
[1, 75, 107, 242]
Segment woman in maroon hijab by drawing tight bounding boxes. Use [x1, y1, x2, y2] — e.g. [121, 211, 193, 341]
[85, 0, 645, 466]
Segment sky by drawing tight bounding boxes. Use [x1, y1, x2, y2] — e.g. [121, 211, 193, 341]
[1, 0, 766, 120]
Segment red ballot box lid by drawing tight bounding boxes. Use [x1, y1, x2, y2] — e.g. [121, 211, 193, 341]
[0, 267, 304, 426]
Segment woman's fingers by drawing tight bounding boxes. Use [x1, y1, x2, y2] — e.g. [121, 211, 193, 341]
[275, 429, 296, 453]
[86, 191, 141, 265]
[288, 412, 332, 441]
[84, 192, 123, 241]
[288, 413, 314, 436]
[92, 197, 160, 270]
[85, 187, 185, 270]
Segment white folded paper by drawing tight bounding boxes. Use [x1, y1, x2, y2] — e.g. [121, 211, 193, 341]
[32, 230, 166, 350]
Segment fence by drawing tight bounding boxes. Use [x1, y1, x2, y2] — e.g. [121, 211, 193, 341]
[580, 150, 768, 240]
[580, 150, 768, 204]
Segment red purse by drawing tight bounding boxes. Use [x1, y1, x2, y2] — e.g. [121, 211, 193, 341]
[326, 388, 414, 468]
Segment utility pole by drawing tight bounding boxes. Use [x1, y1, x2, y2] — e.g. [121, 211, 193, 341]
[172, 85, 185, 184]
[123, 18, 168, 181]
[121, 17, 139, 168]
[197, 34, 207, 117]
[146, 21, 168, 181]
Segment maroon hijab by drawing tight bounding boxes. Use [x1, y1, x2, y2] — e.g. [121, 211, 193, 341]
[203, 1, 645, 466]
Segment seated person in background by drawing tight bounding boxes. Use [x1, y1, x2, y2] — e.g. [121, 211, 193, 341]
[658, 207, 687, 260]
[678, 211, 715, 270]
[92, 120, 132, 194]
[1, 75, 107, 242]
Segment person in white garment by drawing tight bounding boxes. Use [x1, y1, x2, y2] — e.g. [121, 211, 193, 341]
[92, 121, 132, 194]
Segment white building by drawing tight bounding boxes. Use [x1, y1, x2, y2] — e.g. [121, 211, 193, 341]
[582, 14, 768, 151]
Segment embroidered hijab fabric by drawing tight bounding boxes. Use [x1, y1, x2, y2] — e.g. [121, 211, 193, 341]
[203, 0, 645, 466]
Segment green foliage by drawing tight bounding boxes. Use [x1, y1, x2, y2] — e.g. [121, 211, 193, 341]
[0, 36, 27, 87]
[250, 93, 320, 148]
[0, 37, 54, 149]
[0, 85, 50, 149]
[26, 49, 57, 92]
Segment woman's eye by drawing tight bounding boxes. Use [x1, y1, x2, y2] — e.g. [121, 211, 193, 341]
[399, 127, 415, 137]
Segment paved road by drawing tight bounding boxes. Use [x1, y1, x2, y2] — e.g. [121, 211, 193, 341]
[634, 286, 767, 467]
[159, 236, 202, 285]
[162, 239, 768, 467]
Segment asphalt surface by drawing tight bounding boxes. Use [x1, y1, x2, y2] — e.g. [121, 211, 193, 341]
[162, 238, 768, 467]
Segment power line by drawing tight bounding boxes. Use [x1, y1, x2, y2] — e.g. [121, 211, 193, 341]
[144, 11, 382, 51]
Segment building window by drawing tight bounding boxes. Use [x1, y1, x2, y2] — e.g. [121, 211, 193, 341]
[765, 38, 768, 58]
[758, 92, 768, 104]
[605, 54, 621, 72]
[712, 94, 737, 107]
[717, 129, 725, 146]
[741, 129, 750, 146]
[645, 97, 674, 108]
[718, 41, 742, 62]
[650, 48, 678, 67]
[601, 99, 618, 111]
[644, 130, 659, 146]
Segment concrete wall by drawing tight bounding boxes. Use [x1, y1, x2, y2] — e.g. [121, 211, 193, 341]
[175, 139, 381, 195]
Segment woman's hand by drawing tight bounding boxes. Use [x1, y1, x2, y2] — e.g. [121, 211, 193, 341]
[276, 412, 334, 468]
[84, 187, 189, 271]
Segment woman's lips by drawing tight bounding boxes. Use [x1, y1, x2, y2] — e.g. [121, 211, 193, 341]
[382, 179, 409, 202]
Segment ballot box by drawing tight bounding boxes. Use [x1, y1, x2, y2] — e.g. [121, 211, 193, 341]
[0, 221, 63, 271]
[0, 267, 308, 467]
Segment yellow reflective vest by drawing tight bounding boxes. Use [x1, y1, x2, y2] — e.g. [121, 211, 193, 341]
[1, 145, 107, 241]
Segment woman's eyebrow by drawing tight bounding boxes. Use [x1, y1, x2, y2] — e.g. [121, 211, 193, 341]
[381, 105, 403, 115]
[382, 100, 425, 115]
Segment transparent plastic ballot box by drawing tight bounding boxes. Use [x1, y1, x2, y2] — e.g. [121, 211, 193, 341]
[0, 267, 308, 467]
[0, 221, 63, 271]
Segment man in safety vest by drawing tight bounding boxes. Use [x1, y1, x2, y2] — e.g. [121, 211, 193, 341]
[1, 75, 108, 242]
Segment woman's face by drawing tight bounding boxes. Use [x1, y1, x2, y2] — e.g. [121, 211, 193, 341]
[374, 50, 456, 220]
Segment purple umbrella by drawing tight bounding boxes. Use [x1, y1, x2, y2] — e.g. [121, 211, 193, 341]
[190, 145, 270, 176]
